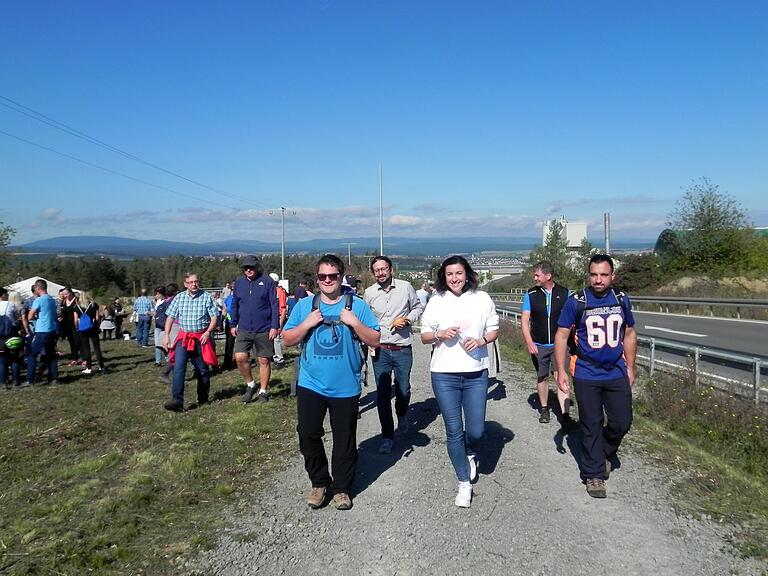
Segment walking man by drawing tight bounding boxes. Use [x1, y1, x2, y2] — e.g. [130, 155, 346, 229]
[229, 256, 279, 404]
[521, 261, 574, 427]
[133, 288, 153, 347]
[554, 254, 637, 498]
[363, 255, 423, 454]
[26, 279, 59, 385]
[283, 254, 380, 510]
[162, 273, 219, 412]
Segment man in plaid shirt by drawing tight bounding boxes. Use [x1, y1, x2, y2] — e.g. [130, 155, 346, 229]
[162, 272, 219, 412]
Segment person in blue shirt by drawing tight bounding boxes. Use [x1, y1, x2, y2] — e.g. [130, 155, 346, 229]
[26, 279, 60, 385]
[554, 254, 637, 499]
[283, 254, 380, 511]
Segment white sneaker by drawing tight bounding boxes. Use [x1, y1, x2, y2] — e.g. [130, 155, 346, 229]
[455, 481, 472, 508]
[378, 438, 393, 454]
[468, 454, 478, 483]
[81, 368, 93, 375]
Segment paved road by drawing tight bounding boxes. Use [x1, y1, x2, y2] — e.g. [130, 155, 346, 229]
[192, 342, 764, 576]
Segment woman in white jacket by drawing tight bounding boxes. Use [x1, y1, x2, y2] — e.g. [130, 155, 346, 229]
[420, 255, 499, 508]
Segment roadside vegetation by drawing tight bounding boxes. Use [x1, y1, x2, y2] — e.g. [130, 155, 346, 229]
[0, 342, 299, 575]
[496, 319, 768, 560]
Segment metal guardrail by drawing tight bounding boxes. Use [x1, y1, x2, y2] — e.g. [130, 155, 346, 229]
[495, 309, 767, 405]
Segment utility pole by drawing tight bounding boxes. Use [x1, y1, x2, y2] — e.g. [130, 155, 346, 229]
[341, 242, 357, 265]
[604, 212, 611, 254]
[379, 163, 384, 255]
[280, 207, 286, 279]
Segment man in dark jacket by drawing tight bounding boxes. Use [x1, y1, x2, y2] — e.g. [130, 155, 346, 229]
[521, 261, 573, 427]
[229, 255, 279, 403]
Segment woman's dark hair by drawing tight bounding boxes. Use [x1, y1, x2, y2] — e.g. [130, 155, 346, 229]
[315, 254, 345, 277]
[434, 255, 480, 294]
[166, 283, 179, 298]
[155, 286, 167, 297]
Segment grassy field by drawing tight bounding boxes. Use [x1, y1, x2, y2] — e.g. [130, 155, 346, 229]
[0, 339, 299, 575]
[496, 320, 768, 561]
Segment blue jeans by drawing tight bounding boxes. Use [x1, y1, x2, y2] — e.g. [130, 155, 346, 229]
[26, 331, 59, 384]
[136, 316, 150, 346]
[172, 339, 210, 404]
[372, 346, 413, 439]
[0, 351, 21, 385]
[431, 370, 488, 482]
[154, 328, 165, 363]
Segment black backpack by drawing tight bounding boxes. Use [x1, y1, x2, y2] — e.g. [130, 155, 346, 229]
[0, 303, 12, 339]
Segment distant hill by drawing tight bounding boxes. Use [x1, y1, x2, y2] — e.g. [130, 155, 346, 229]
[14, 235, 653, 258]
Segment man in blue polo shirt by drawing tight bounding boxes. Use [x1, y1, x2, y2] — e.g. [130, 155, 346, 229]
[26, 279, 59, 385]
[554, 254, 637, 499]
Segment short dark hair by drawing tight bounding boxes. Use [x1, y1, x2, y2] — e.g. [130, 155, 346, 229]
[34, 279, 48, 291]
[166, 283, 179, 297]
[533, 261, 554, 276]
[316, 254, 345, 277]
[155, 286, 166, 297]
[370, 255, 393, 272]
[589, 254, 614, 272]
[0, 287, 7, 298]
[434, 255, 480, 295]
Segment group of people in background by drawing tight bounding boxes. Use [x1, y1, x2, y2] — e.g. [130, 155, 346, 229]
[1, 252, 636, 507]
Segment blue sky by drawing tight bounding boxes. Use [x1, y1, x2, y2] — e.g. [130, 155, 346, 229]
[1, 1, 766, 245]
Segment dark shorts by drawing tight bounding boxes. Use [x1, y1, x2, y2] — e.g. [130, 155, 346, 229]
[530, 345, 555, 380]
[234, 329, 274, 358]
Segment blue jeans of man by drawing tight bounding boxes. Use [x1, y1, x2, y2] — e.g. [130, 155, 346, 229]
[372, 345, 413, 439]
[26, 331, 59, 384]
[573, 376, 633, 481]
[431, 370, 488, 482]
[172, 339, 210, 404]
[136, 315, 150, 346]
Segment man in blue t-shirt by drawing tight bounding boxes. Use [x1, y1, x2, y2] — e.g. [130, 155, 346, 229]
[554, 254, 637, 499]
[283, 254, 380, 511]
[26, 279, 60, 385]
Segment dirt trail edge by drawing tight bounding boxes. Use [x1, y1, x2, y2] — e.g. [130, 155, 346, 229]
[191, 341, 765, 576]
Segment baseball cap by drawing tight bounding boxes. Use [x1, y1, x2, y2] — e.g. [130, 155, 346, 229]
[269, 273, 279, 282]
[240, 255, 259, 268]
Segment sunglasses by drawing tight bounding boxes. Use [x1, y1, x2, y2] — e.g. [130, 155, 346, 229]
[242, 266, 256, 271]
[316, 273, 340, 282]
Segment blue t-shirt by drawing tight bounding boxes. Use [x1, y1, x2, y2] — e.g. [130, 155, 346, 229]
[285, 295, 379, 398]
[557, 288, 635, 381]
[31, 294, 59, 333]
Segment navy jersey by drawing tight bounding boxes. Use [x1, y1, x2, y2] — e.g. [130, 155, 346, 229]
[558, 288, 635, 380]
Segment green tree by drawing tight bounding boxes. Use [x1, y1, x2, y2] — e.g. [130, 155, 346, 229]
[667, 177, 755, 273]
[0, 221, 17, 282]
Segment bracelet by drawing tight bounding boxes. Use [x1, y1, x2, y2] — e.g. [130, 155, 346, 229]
[482, 336, 488, 345]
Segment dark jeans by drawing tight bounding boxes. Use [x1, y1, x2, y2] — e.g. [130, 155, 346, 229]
[171, 339, 210, 404]
[63, 326, 80, 361]
[80, 328, 105, 369]
[26, 331, 59, 384]
[296, 385, 359, 495]
[0, 350, 22, 385]
[573, 376, 633, 481]
[372, 346, 413, 439]
[223, 322, 236, 369]
[136, 316, 150, 346]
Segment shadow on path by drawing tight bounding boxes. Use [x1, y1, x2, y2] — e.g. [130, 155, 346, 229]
[478, 420, 515, 476]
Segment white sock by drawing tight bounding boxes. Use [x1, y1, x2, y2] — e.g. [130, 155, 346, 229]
[246, 381, 256, 388]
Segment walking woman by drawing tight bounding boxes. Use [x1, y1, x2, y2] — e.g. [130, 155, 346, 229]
[420, 255, 499, 508]
[75, 291, 106, 375]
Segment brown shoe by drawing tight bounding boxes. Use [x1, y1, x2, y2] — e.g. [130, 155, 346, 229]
[331, 492, 352, 510]
[586, 478, 607, 498]
[306, 486, 326, 509]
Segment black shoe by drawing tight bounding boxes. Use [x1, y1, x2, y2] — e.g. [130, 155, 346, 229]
[255, 390, 270, 403]
[241, 386, 258, 403]
[164, 400, 184, 412]
[538, 407, 551, 424]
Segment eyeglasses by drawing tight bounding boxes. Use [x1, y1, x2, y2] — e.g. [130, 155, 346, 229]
[242, 266, 256, 271]
[372, 267, 390, 274]
[317, 273, 340, 282]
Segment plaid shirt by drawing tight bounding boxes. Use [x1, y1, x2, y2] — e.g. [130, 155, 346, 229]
[133, 295, 154, 316]
[166, 290, 219, 332]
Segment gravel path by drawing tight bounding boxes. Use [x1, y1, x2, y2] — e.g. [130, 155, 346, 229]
[192, 341, 765, 576]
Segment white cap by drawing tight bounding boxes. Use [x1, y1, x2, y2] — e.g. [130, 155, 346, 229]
[269, 273, 279, 282]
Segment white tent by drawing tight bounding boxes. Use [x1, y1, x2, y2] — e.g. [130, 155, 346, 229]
[4, 276, 79, 298]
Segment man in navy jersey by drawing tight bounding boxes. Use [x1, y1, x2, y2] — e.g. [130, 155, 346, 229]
[553, 254, 637, 499]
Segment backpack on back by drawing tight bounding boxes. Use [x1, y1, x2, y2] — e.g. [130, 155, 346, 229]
[0, 302, 13, 339]
[77, 305, 94, 332]
[302, 293, 363, 364]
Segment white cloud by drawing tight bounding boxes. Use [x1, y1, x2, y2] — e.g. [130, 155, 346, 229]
[41, 208, 61, 221]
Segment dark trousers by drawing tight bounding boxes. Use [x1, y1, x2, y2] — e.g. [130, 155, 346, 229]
[223, 322, 236, 369]
[171, 339, 210, 404]
[296, 385, 359, 495]
[80, 328, 105, 369]
[27, 331, 59, 384]
[0, 350, 22, 385]
[64, 327, 80, 361]
[574, 376, 633, 480]
[372, 346, 413, 439]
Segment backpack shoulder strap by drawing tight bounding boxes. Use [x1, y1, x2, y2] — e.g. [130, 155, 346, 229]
[345, 293, 354, 310]
[311, 293, 321, 311]
[573, 289, 587, 326]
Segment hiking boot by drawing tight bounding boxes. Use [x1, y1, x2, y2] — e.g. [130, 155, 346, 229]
[241, 386, 258, 403]
[455, 481, 472, 508]
[255, 390, 270, 403]
[586, 478, 607, 498]
[164, 400, 184, 412]
[378, 438, 393, 454]
[539, 406, 551, 424]
[468, 454, 479, 484]
[397, 417, 409, 434]
[331, 492, 352, 510]
[159, 374, 171, 385]
[306, 486, 326, 509]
